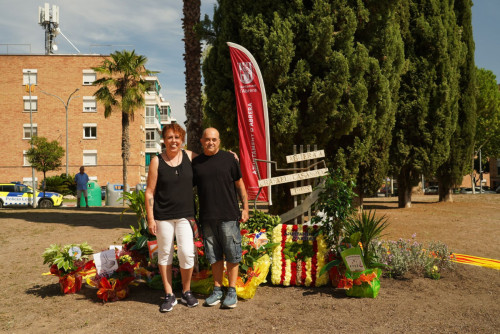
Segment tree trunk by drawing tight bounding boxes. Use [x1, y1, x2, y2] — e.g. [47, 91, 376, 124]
[122, 112, 130, 206]
[183, 0, 202, 153]
[438, 182, 453, 202]
[397, 170, 412, 208]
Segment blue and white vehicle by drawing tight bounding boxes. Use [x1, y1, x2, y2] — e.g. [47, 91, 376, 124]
[0, 182, 64, 208]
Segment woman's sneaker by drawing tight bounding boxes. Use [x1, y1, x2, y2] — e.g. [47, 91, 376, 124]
[181, 290, 199, 307]
[203, 287, 223, 306]
[222, 287, 237, 309]
[160, 293, 177, 312]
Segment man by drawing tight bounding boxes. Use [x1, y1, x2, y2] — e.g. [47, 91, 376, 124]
[75, 166, 89, 208]
[192, 127, 249, 309]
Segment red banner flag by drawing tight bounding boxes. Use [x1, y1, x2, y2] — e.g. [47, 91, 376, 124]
[227, 42, 271, 203]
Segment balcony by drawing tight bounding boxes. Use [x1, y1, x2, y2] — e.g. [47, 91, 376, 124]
[145, 116, 161, 131]
[145, 140, 161, 153]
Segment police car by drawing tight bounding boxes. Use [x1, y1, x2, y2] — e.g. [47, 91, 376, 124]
[0, 182, 64, 208]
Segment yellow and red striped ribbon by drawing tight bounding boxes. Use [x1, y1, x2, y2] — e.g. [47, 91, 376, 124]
[452, 253, 500, 270]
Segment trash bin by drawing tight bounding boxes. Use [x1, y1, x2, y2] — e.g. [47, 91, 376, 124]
[135, 183, 146, 194]
[80, 180, 102, 207]
[105, 183, 129, 206]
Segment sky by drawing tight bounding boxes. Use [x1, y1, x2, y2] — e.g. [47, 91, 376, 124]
[0, 0, 498, 127]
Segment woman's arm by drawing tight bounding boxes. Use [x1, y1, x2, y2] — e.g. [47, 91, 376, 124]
[145, 156, 159, 235]
[185, 150, 198, 161]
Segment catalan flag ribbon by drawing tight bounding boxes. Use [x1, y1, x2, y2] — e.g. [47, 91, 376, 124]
[452, 253, 500, 270]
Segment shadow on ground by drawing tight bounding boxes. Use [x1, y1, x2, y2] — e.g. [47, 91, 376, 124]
[0, 206, 136, 229]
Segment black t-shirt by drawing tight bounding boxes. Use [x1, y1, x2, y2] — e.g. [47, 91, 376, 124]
[192, 150, 242, 223]
[153, 150, 195, 220]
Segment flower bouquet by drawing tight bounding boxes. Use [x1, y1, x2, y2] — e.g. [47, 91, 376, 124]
[42, 242, 94, 294]
[86, 248, 141, 302]
[222, 229, 277, 299]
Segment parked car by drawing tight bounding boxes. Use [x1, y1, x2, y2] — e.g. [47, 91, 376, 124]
[497, 186, 500, 194]
[424, 186, 439, 195]
[0, 182, 63, 208]
[460, 187, 496, 194]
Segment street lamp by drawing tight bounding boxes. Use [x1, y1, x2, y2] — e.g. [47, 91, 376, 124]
[27, 71, 36, 208]
[39, 88, 79, 176]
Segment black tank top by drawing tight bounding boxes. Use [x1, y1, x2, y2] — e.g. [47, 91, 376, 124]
[153, 150, 195, 220]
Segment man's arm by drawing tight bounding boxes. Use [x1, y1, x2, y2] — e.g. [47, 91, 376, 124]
[234, 178, 249, 223]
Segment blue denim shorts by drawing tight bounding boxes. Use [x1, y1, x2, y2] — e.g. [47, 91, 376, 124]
[202, 220, 242, 264]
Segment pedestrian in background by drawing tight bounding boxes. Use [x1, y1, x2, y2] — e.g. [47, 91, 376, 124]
[75, 166, 89, 208]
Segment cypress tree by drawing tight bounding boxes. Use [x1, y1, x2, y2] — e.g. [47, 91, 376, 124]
[203, 0, 403, 209]
[436, 0, 475, 202]
[390, 0, 462, 208]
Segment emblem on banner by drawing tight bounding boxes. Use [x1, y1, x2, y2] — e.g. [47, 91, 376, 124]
[238, 62, 254, 84]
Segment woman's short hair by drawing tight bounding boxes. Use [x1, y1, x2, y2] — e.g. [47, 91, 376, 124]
[162, 123, 186, 142]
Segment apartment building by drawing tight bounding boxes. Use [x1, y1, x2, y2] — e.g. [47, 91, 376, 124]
[0, 54, 175, 188]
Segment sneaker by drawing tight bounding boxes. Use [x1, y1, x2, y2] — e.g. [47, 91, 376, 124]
[204, 287, 223, 306]
[160, 293, 177, 312]
[222, 287, 237, 309]
[181, 290, 199, 307]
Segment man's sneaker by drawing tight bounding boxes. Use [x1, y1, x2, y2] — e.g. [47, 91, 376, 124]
[181, 290, 199, 307]
[203, 287, 223, 306]
[222, 287, 237, 309]
[160, 293, 177, 312]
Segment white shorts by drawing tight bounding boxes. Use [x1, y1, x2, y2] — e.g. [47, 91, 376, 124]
[156, 218, 195, 269]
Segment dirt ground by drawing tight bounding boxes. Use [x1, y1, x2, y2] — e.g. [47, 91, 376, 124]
[0, 194, 499, 334]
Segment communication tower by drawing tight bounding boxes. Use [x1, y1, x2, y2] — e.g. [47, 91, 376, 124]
[38, 3, 59, 54]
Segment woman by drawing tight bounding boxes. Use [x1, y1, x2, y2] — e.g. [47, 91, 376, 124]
[145, 123, 199, 312]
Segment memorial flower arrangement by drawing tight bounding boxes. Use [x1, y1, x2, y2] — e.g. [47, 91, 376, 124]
[42, 242, 94, 294]
[86, 248, 141, 302]
[221, 228, 277, 299]
[271, 224, 329, 287]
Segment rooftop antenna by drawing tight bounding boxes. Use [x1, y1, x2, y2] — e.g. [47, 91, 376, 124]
[38, 3, 59, 54]
[39, 3, 80, 54]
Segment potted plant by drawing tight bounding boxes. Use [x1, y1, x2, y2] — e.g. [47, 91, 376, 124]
[42, 242, 94, 294]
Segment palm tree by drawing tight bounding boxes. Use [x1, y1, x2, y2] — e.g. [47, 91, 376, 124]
[93, 50, 155, 203]
[183, 0, 203, 152]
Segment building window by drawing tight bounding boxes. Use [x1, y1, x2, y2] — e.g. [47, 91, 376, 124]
[23, 96, 37, 112]
[146, 129, 156, 148]
[145, 105, 156, 125]
[83, 150, 97, 166]
[23, 151, 31, 166]
[23, 124, 37, 139]
[83, 70, 96, 85]
[83, 124, 97, 139]
[83, 96, 97, 112]
[23, 69, 37, 85]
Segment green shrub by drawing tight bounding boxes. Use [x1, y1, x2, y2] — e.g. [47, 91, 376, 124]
[373, 235, 455, 279]
[311, 169, 357, 250]
[42, 173, 76, 195]
[241, 209, 281, 232]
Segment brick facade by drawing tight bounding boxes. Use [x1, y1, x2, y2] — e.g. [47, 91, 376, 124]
[0, 55, 147, 187]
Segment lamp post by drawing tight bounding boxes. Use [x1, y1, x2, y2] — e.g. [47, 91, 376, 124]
[27, 71, 36, 208]
[39, 88, 79, 177]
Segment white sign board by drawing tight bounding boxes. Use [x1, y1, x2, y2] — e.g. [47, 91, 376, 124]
[93, 249, 118, 275]
[258, 168, 328, 187]
[290, 185, 312, 196]
[286, 150, 325, 164]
